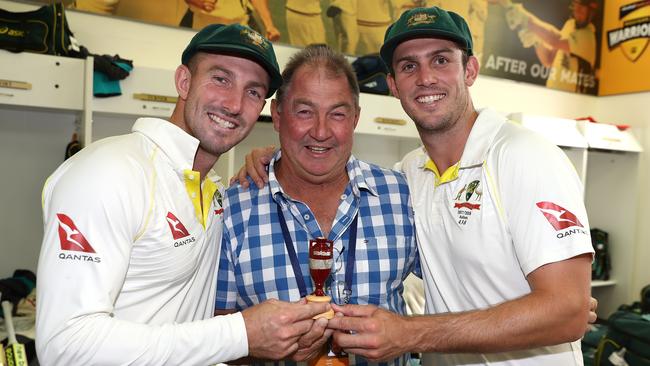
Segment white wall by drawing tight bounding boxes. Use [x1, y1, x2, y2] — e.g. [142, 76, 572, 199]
[1, 1, 647, 312]
[593, 93, 650, 303]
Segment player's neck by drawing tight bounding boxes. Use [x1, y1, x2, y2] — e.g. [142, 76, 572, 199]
[420, 108, 478, 173]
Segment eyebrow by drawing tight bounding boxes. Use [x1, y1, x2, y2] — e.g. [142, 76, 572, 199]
[293, 98, 353, 111]
[395, 47, 456, 65]
[209, 65, 269, 91]
[208, 65, 233, 78]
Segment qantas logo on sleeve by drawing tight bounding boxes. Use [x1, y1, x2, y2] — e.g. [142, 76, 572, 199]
[56, 213, 96, 253]
[536, 201, 584, 230]
[56, 214, 101, 263]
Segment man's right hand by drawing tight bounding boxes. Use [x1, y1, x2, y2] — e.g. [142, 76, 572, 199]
[230, 145, 275, 189]
[242, 299, 331, 360]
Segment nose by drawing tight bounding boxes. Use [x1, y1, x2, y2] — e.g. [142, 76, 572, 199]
[311, 113, 331, 141]
[416, 64, 438, 87]
[221, 88, 243, 116]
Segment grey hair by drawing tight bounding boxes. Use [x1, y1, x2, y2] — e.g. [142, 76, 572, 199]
[275, 44, 360, 109]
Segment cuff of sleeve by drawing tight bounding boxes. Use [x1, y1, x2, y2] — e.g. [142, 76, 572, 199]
[208, 312, 249, 362]
[522, 245, 594, 276]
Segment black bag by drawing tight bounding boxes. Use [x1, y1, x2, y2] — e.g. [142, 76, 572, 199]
[0, 2, 74, 56]
[591, 228, 612, 280]
[595, 310, 650, 365]
[352, 54, 390, 95]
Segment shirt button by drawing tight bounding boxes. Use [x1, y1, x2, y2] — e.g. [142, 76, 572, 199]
[304, 214, 310, 220]
[188, 174, 194, 180]
[340, 194, 347, 199]
[191, 192, 197, 198]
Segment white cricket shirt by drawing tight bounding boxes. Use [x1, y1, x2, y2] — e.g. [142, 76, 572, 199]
[37, 118, 248, 365]
[401, 109, 594, 366]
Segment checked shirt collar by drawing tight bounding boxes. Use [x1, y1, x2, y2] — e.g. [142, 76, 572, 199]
[267, 150, 378, 242]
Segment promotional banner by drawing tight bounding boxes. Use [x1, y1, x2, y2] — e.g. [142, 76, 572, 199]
[599, 0, 650, 95]
[63, 0, 650, 96]
[481, 0, 603, 95]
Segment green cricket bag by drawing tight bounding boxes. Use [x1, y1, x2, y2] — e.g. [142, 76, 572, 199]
[595, 310, 650, 365]
[0, 2, 74, 56]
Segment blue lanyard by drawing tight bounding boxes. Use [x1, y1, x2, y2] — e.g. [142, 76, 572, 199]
[276, 201, 358, 303]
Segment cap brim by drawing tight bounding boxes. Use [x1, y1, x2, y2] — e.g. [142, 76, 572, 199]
[197, 43, 282, 98]
[380, 29, 471, 72]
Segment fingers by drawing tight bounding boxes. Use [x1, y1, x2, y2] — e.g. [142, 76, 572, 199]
[243, 299, 331, 360]
[297, 318, 328, 348]
[244, 152, 264, 189]
[331, 303, 376, 317]
[327, 313, 369, 333]
[332, 329, 371, 349]
[294, 301, 331, 320]
[248, 145, 274, 189]
[588, 297, 598, 323]
[234, 165, 250, 189]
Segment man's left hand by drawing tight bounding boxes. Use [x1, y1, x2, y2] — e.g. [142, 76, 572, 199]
[327, 304, 410, 362]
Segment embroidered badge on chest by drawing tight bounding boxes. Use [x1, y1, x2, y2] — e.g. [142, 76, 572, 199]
[452, 179, 482, 226]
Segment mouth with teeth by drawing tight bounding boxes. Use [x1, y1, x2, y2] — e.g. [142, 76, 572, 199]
[416, 93, 445, 104]
[306, 145, 330, 154]
[208, 112, 237, 129]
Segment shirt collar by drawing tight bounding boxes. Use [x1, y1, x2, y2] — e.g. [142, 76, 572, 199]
[457, 108, 507, 168]
[419, 108, 506, 183]
[419, 108, 507, 170]
[268, 150, 379, 201]
[132, 117, 222, 184]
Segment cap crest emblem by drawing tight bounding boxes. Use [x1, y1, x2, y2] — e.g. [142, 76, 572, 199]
[241, 28, 268, 50]
[407, 13, 437, 27]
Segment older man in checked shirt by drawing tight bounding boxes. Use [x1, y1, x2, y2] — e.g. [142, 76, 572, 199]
[214, 44, 418, 366]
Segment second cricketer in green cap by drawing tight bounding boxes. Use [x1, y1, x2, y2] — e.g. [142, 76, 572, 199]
[380, 6, 473, 73]
[182, 23, 282, 98]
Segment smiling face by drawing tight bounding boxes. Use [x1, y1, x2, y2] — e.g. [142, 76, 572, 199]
[272, 64, 360, 185]
[174, 52, 269, 164]
[387, 37, 478, 136]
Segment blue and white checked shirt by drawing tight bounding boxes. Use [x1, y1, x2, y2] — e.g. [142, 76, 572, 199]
[216, 152, 418, 366]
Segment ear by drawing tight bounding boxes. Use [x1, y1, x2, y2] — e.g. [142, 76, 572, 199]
[387, 73, 400, 100]
[271, 99, 280, 132]
[464, 55, 480, 87]
[353, 105, 361, 130]
[175, 64, 192, 100]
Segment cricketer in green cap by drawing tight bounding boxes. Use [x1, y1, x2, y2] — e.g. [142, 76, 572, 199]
[182, 23, 282, 98]
[380, 6, 473, 73]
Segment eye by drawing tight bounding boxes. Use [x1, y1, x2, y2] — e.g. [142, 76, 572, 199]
[330, 111, 348, 121]
[400, 62, 417, 73]
[433, 55, 449, 65]
[296, 109, 314, 118]
[247, 89, 263, 100]
[213, 75, 229, 85]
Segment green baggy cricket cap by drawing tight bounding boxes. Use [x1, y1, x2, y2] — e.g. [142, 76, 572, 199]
[182, 23, 282, 98]
[380, 6, 473, 73]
